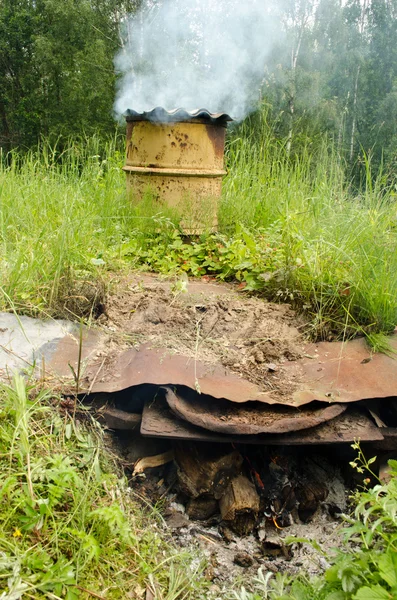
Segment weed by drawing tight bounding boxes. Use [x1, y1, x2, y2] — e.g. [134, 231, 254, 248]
[1, 132, 397, 349]
[0, 376, 208, 599]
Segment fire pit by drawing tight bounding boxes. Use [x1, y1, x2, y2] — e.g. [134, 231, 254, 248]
[123, 107, 232, 232]
[103, 404, 354, 581]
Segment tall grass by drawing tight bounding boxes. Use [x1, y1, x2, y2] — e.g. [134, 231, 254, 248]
[0, 376, 207, 598]
[0, 135, 184, 317]
[1, 127, 397, 343]
[221, 116, 397, 341]
[0, 136, 132, 316]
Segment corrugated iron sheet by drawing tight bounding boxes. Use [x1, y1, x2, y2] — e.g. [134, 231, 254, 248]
[1, 311, 397, 409]
[141, 395, 384, 445]
[124, 107, 233, 124]
[163, 386, 347, 435]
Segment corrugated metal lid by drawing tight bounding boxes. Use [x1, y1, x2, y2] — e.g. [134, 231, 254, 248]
[124, 107, 233, 124]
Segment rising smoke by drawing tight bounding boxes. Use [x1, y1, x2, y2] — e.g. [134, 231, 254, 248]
[114, 0, 282, 120]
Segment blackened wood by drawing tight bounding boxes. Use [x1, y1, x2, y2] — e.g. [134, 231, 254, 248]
[186, 495, 219, 520]
[295, 480, 328, 522]
[96, 406, 142, 430]
[175, 443, 243, 499]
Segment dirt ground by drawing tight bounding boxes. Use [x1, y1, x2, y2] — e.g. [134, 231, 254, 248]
[102, 273, 307, 402]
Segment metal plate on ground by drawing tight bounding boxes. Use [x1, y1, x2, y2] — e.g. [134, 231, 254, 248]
[0, 312, 101, 384]
[3, 274, 397, 411]
[81, 335, 397, 407]
[288, 335, 397, 406]
[141, 396, 384, 444]
[81, 344, 277, 403]
[164, 387, 346, 435]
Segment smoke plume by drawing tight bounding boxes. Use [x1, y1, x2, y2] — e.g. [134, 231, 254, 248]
[114, 0, 282, 120]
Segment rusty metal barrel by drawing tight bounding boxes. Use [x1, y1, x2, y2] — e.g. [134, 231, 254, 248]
[123, 108, 232, 233]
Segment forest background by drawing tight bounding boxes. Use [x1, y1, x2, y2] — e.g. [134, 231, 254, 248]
[1, 0, 397, 184]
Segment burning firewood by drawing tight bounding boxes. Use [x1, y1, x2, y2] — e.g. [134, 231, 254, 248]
[295, 480, 329, 522]
[186, 495, 219, 521]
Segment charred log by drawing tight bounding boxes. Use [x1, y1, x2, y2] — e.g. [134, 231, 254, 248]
[175, 443, 243, 499]
[186, 495, 219, 521]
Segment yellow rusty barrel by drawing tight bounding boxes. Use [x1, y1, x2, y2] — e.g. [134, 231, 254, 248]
[123, 108, 232, 233]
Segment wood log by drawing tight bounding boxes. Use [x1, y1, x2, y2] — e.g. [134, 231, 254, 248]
[186, 495, 219, 520]
[219, 474, 260, 535]
[262, 535, 291, 559]
[175, 443, 243, 499]
[96, 406, 142, 430]
[295, 480, 328, 522]
[132, 450, 175, 476]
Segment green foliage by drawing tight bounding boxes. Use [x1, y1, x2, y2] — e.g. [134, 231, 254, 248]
[219, 120, 397, 343]
[0, 375, 208, 599]
[261, 0, 397, 182]
[118, 122, 397, 345]
[0, 135, 129, 317]
[2, 134, 397, 348]
[1, 0, 397, 185]
[0, 0, 139, 148]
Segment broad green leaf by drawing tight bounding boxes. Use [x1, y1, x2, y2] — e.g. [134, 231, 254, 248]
[354, 585, 391, 600]
[65, 423, 72, 440]
[378, 551, 397, 587]
[387, 460, 397, 472]
[341, 570, 361, 593]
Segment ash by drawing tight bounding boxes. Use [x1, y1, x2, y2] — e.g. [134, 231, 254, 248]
[113, 430, 350, 588]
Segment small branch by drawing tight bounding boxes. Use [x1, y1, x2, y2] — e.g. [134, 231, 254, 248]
[75, 586, 107, 600]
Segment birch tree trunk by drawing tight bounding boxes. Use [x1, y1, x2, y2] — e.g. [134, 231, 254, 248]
[286, 22, 304, 155]
[349, 65, 360, 162]
[349, 0, 368, 162]
[286, 0, 315, 155]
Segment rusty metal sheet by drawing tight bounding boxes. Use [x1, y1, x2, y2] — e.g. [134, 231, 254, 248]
[80, 336, 397, 408]
[0, 312, 101, 385]
[82, 344, 277, 402]
[289, 335, 397, 405]
[141, 396, 385, 445]
[164, 387, 346, 435]
[3, 307, 397, 410]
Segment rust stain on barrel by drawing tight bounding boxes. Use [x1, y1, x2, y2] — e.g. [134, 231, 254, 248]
[205, 124, 226, 158]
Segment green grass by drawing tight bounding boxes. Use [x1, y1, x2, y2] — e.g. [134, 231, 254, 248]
[0, 375, 208, 599]
[2, 130, 397, 597]
[220, 117, 397, 342]
[1, 126, 397, 346]
[0, 136, 129, 317]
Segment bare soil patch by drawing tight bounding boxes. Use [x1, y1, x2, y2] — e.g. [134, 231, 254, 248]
[103, 273, 307, 402]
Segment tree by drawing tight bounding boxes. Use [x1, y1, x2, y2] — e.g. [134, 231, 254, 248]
[0, 0, 141, 149]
